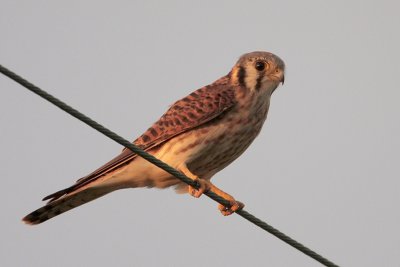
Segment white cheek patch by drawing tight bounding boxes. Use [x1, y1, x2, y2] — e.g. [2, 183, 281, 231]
[244, 67, 259, 91]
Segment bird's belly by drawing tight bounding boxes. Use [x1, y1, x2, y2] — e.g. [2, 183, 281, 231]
[188, 124, 261, 177]
[155, 116, 263, 179]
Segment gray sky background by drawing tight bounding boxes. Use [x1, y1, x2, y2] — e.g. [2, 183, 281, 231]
[1, 1, 399, 266]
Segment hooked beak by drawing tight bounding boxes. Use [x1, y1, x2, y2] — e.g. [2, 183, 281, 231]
[269, 72, 285, 85]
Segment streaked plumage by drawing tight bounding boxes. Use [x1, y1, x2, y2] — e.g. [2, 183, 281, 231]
[23, 51, 285, 224]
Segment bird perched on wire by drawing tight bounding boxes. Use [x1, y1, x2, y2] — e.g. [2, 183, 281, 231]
[23, 51, 285, 225]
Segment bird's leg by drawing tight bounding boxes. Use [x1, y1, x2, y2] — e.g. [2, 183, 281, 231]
[179, 165, 210, 198]
[206, 182, 245, 216]
[179, 165, 244, 216]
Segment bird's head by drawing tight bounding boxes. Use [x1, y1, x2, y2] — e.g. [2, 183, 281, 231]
[231, 51, 285, 93]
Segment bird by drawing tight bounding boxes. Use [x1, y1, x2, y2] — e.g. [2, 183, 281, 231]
[22, 51, 285, 225]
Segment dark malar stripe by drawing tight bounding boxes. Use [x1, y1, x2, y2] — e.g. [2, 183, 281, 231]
[255, 72, 263, 91]
[237, 66, 246, 86]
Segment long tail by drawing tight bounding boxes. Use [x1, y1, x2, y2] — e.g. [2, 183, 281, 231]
[22, 186, 112, 225]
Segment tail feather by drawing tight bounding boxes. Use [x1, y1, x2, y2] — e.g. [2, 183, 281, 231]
[42, 187, 70, 203]
[22, 187, 110, 225]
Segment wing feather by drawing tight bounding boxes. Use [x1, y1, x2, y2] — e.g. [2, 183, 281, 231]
[43, 75, 236, 202]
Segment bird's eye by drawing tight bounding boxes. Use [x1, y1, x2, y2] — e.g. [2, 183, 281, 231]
[255, 61, 265, 71]
[275, 68, 280, 73]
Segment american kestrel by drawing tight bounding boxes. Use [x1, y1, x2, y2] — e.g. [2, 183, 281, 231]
[23, 51, 285, 225]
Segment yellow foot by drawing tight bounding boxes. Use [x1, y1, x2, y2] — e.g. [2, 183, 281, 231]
[218, 200, 245, 216]
[189, 179, 211, 198]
